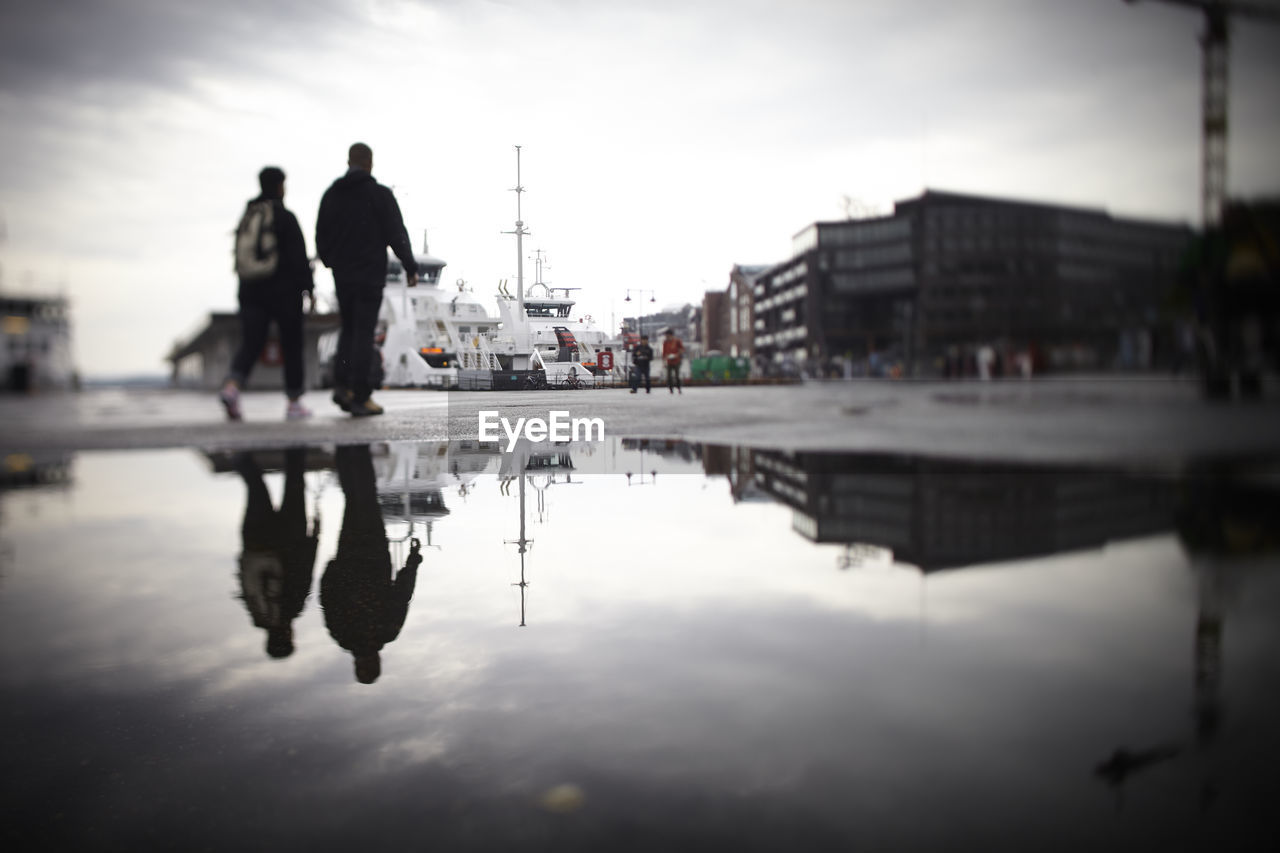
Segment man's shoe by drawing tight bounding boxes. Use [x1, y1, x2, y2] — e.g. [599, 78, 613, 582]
[349, 398, 384, 417]
[286, 399, 313, 420]
[219, 384, 242, 421]
[630, 389, 637, 394]
[331, 388, 354, 413]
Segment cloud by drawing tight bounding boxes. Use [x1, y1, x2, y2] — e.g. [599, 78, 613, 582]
[0, 0, 363, 99]
[2, 0, 1279, 374]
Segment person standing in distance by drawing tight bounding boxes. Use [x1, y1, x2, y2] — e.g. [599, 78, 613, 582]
[661, 327, 684, 394]
[629, 334, 654, 394]
[315, 142, 418, 417]
[219, 166, 316, 421]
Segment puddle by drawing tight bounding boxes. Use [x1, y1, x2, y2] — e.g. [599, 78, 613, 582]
[2, 440, 1278, 849]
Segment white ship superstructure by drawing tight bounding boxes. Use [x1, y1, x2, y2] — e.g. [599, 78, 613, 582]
[360, 148, 625, 390]
[377, 247, 503, 388]
[1, 293, 75, 391]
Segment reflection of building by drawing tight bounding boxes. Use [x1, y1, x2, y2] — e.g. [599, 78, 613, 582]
[167, 312, 339, 391]
[752, 190, 1192, 374]
[1, 293, 75, 392]
[621, 438, 702, 465]
[748, 449, 1177, 571]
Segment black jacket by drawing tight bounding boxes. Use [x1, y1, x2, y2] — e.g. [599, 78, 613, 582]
[633, 343, 654, 365]
[315, 169, 418, 285]
[239, 196, 314, 300]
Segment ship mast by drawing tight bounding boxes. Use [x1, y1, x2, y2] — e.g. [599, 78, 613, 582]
[503, 145, 529, 309]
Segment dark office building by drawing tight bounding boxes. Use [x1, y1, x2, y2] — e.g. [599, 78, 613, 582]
[752, 190, 1193, 375]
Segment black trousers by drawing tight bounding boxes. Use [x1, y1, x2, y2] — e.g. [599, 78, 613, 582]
[334, 280, 384, 402]
[239, 448, 308, 549]
[230, 290, 305, 397]
[666, 363, 681, 390]
[630, 362, 651, 392]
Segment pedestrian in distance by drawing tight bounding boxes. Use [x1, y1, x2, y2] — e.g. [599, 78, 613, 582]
[662, 327, 684, 394]
[630, 334, 654, 394]
[315, 142, 418, 417]
[220, 166, 316, 421]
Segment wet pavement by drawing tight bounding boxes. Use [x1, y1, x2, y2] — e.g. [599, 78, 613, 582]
[3, 378, 1280, 464]
[2, 432, 1279, 850]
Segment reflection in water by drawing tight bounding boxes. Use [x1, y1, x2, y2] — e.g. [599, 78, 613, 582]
[5, 440, 1276, 848]
[234, 449, 319, 659]
[727, 448, 1178, 571]
[322, 444, 422, 684]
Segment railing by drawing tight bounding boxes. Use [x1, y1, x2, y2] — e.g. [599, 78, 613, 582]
[456, 335, 502, 371]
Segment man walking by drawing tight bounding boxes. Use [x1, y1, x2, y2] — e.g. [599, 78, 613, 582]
[316, 142, 418, 417]
[219, 166, 315, 421]
[630, 334, 654, 394]
[662, 327, 684, 394]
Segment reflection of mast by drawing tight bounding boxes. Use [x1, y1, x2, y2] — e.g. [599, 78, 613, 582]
[504, 472, 533, 628]
[531, 472, 580, 523]
[625, 446, 658, 487]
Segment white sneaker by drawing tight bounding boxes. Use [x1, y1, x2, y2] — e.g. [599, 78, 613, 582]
[286, 399, 313, 420]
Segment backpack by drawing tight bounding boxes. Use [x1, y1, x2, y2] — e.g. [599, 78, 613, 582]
[234, 200, 279, 281]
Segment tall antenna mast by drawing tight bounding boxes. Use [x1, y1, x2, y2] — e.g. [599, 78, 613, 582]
[532, 248, 549, 286]
[502, 145, 530, 308]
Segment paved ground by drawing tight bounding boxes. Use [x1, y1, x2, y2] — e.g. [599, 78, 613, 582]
[3, 377, 1278, 467]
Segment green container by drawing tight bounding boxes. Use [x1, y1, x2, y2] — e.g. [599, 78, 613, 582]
[690, 355, 749, 382]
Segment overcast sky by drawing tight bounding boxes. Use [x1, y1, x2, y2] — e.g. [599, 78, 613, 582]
[2, 0, 1278, 377]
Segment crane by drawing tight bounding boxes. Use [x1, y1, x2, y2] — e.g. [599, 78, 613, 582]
[1124, 1, 1280, 229]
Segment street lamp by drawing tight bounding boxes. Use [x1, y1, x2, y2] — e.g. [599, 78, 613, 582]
[619, 290, 658, 388]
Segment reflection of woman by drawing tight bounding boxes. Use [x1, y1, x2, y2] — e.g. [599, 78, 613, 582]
[236, 448, 319, 659]
[321, 444, 421, 684]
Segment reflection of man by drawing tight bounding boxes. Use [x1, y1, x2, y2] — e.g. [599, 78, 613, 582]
[236, 449, 319, 659]
[321, 444, 421, 684]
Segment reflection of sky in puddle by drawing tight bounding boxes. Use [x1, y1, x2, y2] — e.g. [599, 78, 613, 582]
[2, 442, 1279, 850]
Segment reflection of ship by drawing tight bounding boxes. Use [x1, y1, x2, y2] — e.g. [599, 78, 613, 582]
[373, 440, 500, 543]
